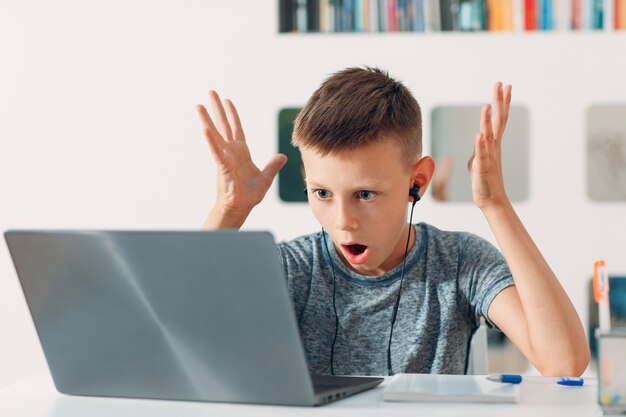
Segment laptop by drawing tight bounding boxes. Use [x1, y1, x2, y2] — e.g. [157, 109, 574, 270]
[4, 230, 383, 406]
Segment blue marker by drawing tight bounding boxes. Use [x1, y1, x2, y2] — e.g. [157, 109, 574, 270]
[487, 374, 584, 386]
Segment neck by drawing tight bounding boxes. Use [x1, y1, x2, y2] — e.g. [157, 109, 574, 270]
[379, 222, 415, 273]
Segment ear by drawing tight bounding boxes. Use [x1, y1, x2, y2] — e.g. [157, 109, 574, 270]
[409, 156, 435, 201]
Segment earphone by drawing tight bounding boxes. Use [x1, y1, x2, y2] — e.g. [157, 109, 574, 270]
[409, 184, 420, 203]
[321, 183, 420, 376]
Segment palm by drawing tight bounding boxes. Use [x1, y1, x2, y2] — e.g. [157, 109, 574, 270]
[217, 141, 271, 209]
[197, 91, 287, 213]
[469, 147, 500, 208]
[467, 83, 512, 210]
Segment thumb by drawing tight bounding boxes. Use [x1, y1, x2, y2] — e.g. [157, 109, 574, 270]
[467, 151, 475, 173]
[262, 154, 288, 181]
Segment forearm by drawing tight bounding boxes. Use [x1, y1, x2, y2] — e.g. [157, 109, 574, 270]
[483, 201, 589, 375]
[201, 204, 251, 230]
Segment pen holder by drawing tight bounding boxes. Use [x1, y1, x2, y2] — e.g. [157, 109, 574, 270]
[596, 329, 626, 414]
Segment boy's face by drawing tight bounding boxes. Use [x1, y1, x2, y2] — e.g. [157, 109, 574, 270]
[301, 137, 434, 277]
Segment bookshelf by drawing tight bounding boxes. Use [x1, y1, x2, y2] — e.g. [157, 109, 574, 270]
[279, 0, 626, 33]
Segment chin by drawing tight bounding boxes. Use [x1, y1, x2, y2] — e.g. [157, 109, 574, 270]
[352, 262, 385, 277]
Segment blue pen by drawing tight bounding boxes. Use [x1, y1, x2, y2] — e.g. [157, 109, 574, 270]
[487, 374, 584, 386]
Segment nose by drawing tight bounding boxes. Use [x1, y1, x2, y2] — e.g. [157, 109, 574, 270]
[334, 200, 359, 231]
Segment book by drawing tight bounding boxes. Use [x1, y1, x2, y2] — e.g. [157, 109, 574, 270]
[513, 0, 524, 31]
[553, 0, 572, 31]
[459, 0, 474, 30]
[542, 0, 553, 29]
[572, 0, 583, 29]
[502, 0, 514, 30]
[383, 374, 521, 403]
[583, 0, 594, 28]
[397, 0, 405, 31]
[424, 0, 442, 31]
[440, 0, 460, 30]
[279, 0, 296, 32]
[329, 0, 336, 32]
[362, 0, 370, 31]
[413, 0, 425, 31]
[369, 0, 380, 31]
[592, 0, 604, 29]
[619, 0, 626, 29]
[307, 0, 320, 32]
[342, 0, 353, 31]
[320, 0, 329, 32]
[388, 0, 398, 31]
[604, 0, 614, 30]
[296, 0, 308, 32]
[524, 0, 536, 30]
[535, 0, 544, 29]
[354, 0, 363, 31]
[487, 0, 500, 30]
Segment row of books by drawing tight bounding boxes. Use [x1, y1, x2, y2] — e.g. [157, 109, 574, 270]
[278, 0, 626, 32]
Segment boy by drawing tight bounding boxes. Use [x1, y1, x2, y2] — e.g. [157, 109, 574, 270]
[196, 67, 589, 377]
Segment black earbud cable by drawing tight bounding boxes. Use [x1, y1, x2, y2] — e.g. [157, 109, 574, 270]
[386, 199, 417, 375]
[322, 190, 419, 376]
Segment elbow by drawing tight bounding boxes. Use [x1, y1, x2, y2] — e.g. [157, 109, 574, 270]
[574, 345, 592, 376]
[536, 345, 591, 377]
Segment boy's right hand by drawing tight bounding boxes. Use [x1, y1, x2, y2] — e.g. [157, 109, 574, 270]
[197, 91, 287, 229]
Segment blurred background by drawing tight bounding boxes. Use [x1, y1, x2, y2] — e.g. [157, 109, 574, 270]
[1, 0, 626, 387]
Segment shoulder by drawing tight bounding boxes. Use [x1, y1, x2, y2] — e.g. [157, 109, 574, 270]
[418, 223, 505, 277]
[419, 222, 473, 255]
[276, 232, 325, 270]
[277, 232, 322, 256]
[421, 223, 496, 253]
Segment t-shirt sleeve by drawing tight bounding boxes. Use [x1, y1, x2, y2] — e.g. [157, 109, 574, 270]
[457, 232, 515, 330]
[276, 237, 315, 323]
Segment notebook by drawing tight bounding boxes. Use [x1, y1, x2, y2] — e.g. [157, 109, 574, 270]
[383, 373, 520, 403]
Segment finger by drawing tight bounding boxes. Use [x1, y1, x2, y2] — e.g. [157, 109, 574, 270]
[196, 104, 226, 165]
[261, 154, 288, 181]
[224, 99, 246, 142]
[492, 82, 504, 139]
[503, 84, 512, 124]
[209, 90, 234, 141]
[480, 104, 494, 142]
[467, 151, 475, 172]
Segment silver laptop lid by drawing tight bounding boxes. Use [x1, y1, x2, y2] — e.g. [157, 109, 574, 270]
[5, 230, 317, 406]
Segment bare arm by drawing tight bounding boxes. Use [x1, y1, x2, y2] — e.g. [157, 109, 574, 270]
[468, 83, 589, 376]
[197, 91, 287, 230]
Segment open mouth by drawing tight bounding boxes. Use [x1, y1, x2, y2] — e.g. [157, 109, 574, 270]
[340, 243, 369, 265]
[345, 244, 367, 256]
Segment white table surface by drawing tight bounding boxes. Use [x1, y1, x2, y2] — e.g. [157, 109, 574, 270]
[0, 374, 603, 417]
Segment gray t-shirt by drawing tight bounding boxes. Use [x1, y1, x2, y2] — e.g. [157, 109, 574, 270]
[276, 222, 514, 376]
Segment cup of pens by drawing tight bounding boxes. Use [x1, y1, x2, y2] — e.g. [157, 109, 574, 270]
[596, 329, 626, 413]
[594, 260, 626, 414]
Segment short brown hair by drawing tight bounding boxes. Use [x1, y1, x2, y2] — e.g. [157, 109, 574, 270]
[292, 66, 422, 166]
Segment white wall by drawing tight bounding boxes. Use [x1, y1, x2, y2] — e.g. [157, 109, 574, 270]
[1, 0, 625, 388]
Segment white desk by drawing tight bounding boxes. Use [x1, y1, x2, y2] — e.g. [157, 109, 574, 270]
[0, 374, 603, 417]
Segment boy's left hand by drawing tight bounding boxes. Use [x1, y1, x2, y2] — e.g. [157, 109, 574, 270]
[467, 82, 512, 211]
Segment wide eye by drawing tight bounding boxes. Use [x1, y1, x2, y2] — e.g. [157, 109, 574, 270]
[358, 190, 377, 201]
[314, 189, 331, 199]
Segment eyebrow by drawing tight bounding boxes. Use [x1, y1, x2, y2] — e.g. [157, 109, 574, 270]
[306, 180, 382, 190]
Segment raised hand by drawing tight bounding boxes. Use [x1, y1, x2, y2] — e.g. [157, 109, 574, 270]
[197, 91, 287, 228]
[467, 82, 512, 211]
